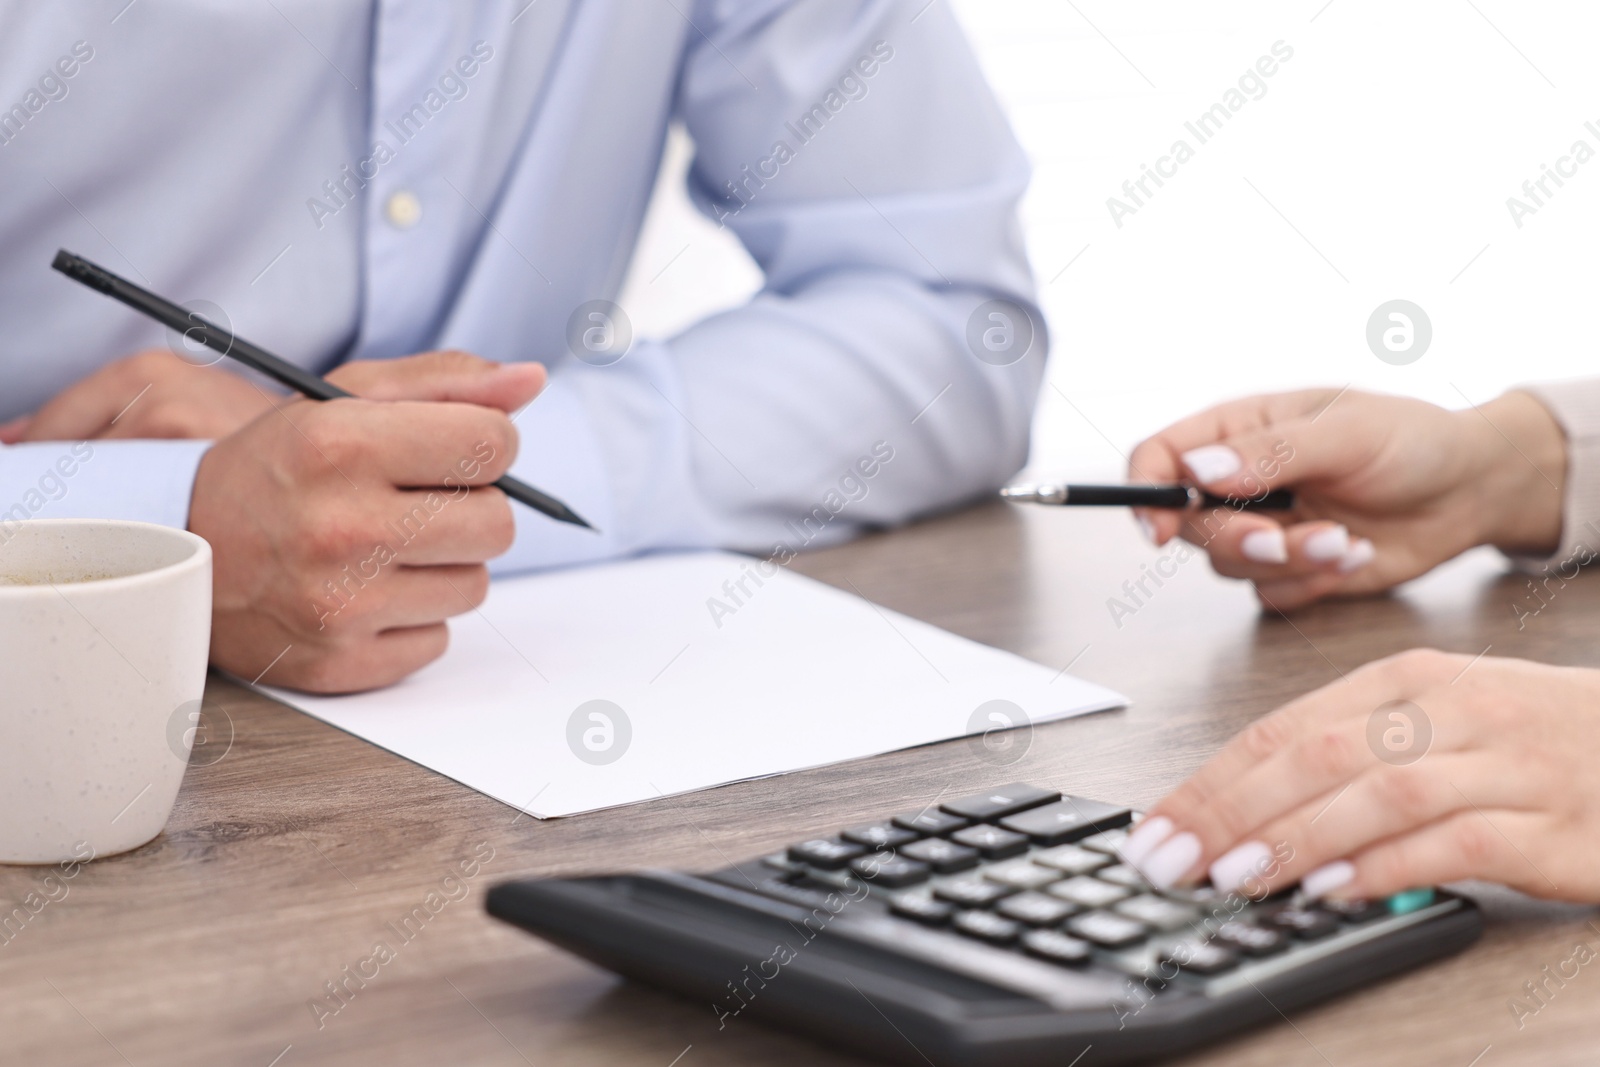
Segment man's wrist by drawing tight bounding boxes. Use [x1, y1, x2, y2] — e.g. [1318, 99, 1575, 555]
[1470, 390, 1567, 556]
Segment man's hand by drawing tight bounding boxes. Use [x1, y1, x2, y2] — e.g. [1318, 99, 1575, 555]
[188, 350, 546, 693]
[7, 349, 283, 442]
[1120, 650, 1600, 904]
[1126, 388, 1568, 611]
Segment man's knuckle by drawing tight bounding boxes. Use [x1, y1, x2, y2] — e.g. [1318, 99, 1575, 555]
[296, 404, 362, 467]
[436, 348, 483, 369]
[305, 512, 369, 562]
[291, 649, 356, 694]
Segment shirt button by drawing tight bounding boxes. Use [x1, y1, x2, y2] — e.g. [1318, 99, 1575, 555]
[384, 190, 422, 230]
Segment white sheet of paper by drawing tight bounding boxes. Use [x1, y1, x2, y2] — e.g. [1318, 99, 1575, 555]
[260, 552, 1127, 817]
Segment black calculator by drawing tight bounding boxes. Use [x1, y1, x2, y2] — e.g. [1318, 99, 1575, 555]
[487, 782, 1482, 1065]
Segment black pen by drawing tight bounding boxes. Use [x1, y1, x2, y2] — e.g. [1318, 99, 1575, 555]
[1000, 483, 1295, 511]
[52, 249, 594, 530]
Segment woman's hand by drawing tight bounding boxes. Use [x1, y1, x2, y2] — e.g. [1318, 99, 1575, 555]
[1119, 650, 1600, 903]
[5, 349, 282, 443]
[1126, 388, 1568, 610]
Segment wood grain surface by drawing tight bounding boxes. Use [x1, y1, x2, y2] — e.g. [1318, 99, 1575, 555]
[4, 501, 1598, 1066]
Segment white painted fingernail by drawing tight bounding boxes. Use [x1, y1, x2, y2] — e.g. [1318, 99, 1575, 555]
[1303, 525, 1350, 563]
[1241, 527, 1289, 564]
[1180, 444, 1243, 484]
[1139, 831, 1201, 888]
[1117, 815, 1173, 866]
[1137, 515, 1158, 545]
[1299, 860, 1355, 900]
[1337, 537, 1376, 574]
[1208, 840, 1274, 893]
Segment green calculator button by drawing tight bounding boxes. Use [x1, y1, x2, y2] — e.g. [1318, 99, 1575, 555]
[1386, 888, 1436, 915]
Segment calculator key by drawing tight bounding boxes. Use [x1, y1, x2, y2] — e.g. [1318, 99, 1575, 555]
[749, 877, 837, 909]
[787, 838, 865, 870]
[934, 877, 1016, 908]
[953, 909, 1022, 945]
[1211, 920, 1286, 958]
[1320, 896, 1387, 923]
[1161, 938, 1238, 976]
[888, 891, 954, 925]
[842, 822, 919, 849]
[1048, 876, 1132, 909]
[1032, 844, 1112, 876]
[996, 892, 1078, 926]
[1095, 864, 1149, 889]
[982, 860, 1062, 890]
[849, 853, 930, 888]
[1102, 942, 1168, 979]
[1021, 929, 1092, 965]
[760, 853, 804, 876]
[1114, 895, 1201, 932]
[940, 783, 1061, 822]
[1386, 888, 1436, 915]
[1264, 906, 1339, 941]
[950, 824, 1030, 859]
[1077, 828, 1130, 855]
[900, 837, 980, 874]
[1067, 911, 1148, 948]
[1157, 882, 1229, 908]
[892, 809, 970, 836]
[1000, 797, 1133, 845]
[799, 866, 859, 891]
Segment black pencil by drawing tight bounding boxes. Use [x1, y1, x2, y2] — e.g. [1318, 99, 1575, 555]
[1001, 483, 1295, 511]
[52, 249, 594, 530]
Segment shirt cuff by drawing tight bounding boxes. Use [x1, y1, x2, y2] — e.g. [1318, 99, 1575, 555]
[0, 439, 211, 535]
[1503, 381, 1600, 573]
[489, 345, 721, 576]
[492, 376, 618, 574]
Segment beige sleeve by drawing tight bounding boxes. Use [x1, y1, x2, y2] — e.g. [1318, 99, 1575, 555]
[1504, 378, 1600, 572]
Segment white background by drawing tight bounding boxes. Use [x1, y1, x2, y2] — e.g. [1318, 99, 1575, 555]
[618, 0, 1600, 482]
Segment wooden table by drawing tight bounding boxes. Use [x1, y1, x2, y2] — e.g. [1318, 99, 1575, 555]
[6, 502, 1600, 1067]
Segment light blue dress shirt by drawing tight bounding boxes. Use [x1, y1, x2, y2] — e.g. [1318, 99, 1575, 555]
[0, 0, 1043, 574]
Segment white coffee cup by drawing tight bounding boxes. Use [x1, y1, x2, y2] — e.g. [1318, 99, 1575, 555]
[0, 519, 212, 864]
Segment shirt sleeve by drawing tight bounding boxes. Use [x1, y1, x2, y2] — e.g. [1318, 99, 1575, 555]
[0, 439, 211, 537]
[490, 0, 1043, 575]
[1503, 379, 1600, 573]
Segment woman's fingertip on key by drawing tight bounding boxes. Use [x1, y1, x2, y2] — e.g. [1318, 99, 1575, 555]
[1209, 840, 1274, 893]
[1140, 831, 1201, 888]
[1119, 815, 1173, 866]
[1300, 860, 1355, 900]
